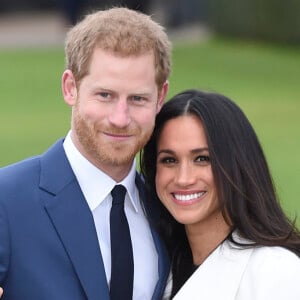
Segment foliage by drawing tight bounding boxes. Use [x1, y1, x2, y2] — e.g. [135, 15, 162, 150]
[0, 39, 299, 225]
[209, 0, 300, 44]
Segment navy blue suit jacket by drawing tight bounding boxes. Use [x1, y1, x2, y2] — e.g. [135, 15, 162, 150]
[0, 139, 170, 300]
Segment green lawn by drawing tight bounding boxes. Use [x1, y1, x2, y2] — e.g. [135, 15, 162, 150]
[0, 38, 299, 225]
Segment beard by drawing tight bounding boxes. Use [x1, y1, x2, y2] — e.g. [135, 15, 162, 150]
[72, 105, 154, 167]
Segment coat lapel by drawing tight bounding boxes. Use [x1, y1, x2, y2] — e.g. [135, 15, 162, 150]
[39, 139, 109, 300]
[174, 239, 254, 300]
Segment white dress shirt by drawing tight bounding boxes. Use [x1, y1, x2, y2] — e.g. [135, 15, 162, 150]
[63, 132, 158, 300]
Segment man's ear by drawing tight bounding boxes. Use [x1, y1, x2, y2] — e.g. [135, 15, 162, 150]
[157, 80, 169, 113]
[62, 70, 77, 106]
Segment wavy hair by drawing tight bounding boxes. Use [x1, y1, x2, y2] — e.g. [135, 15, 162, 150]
[65, 7, 171, 89]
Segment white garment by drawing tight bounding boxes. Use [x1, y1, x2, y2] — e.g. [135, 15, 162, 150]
[172, 234, 300, 300]
[63, 132, 158, 300]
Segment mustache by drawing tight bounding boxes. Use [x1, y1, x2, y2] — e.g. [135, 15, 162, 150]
[100, 126, 138, 136]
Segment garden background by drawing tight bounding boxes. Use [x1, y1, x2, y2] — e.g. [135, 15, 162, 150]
[0, 0, 299, 225]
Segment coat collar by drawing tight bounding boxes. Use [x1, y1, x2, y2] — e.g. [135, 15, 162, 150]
[173, 234, 254, 300]
[39, 139, 109, 300]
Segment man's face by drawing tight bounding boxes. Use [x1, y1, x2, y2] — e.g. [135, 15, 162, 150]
[63, 48, 168, 179]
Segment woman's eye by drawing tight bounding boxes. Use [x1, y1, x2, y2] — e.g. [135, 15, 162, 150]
[195, 155, 210, 164]
[158, 157, 176, 164]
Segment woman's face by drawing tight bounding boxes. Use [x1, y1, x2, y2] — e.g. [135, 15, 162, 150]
[155, 115, 222, 230]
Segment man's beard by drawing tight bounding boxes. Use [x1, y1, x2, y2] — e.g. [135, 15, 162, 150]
[72, 106, 154, 167]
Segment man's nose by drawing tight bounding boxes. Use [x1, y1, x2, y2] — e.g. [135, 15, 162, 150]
[108, 99, 131, 128]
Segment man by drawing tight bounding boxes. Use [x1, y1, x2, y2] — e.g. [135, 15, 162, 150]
[0, 7, 171, 299]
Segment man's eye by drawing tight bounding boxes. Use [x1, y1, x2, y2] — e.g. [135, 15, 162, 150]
[131, 95, 149, 103]
[99, 92, 110, 98]
[132, 96, 143, 101]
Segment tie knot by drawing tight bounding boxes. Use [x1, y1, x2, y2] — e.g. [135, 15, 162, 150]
[111, 185, 127, 205]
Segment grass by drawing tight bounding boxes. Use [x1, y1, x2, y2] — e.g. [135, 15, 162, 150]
[0, 38, 299, 225]
[170, 38, 300, 226]
[0, 49, 70, 161]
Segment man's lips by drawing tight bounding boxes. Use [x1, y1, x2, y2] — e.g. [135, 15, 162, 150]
[103, 132, 133, 140]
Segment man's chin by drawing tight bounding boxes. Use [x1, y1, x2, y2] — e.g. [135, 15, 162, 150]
[98, 149, 136, 166]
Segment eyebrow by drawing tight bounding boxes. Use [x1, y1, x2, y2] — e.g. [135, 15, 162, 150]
[91, 86, 113, 93]
[129, 91, 153, 98]
[157, 149, 174, 155]
[157, 147, 209, 155]
[191, 147, 209, 154]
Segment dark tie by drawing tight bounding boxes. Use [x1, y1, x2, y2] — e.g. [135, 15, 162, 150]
[110, 185, 134, 300]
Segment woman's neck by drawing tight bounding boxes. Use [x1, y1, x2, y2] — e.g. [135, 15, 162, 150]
[185, 213, 231, 266]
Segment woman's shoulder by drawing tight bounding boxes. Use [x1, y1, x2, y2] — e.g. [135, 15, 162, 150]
[243, 246, 300, 299]
[237, 246, 300, 299]
[230, 231, 300, 271]
[250, 245, 300, 269]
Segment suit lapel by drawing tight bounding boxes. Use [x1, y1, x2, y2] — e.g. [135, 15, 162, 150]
[174, 239, 254, 300]
[39, 139, 109, 300]
[135, 175, 171, 300]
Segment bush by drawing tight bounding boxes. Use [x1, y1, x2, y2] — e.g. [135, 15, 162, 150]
[209, 0, 300, 44]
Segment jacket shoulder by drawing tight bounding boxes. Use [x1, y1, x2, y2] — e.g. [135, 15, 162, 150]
[0, 138, 65, 197]
[0, 155, 41, 186]
[237, 246, 300, 299]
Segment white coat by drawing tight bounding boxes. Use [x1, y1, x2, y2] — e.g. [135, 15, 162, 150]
[172, 234, 300, 300]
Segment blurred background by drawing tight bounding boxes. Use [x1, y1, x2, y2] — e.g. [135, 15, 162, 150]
[0, 0, 299, 225]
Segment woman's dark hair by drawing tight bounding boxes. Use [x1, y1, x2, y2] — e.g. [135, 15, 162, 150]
[140, 89, 300, 297]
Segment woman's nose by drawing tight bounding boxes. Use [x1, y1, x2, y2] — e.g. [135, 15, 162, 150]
[175, 163, 197, 187]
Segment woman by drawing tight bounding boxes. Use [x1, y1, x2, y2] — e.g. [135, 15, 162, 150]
[141, 89, 300, 299]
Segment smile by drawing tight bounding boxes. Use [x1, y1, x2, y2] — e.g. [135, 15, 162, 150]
[173, 192, 206, 202]
[104, 132, 132, 140]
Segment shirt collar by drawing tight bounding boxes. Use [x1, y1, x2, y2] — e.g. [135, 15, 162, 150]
[63, 131, 139, 212]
